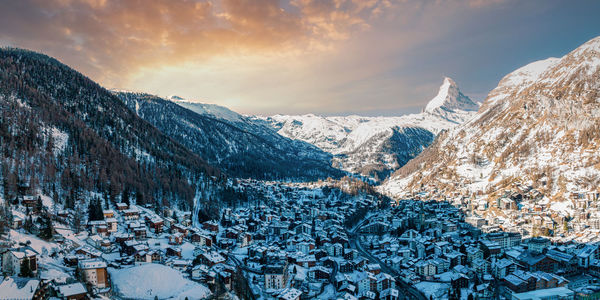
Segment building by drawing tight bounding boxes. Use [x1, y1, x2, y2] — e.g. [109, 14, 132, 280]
[1, 249, 38, 276]
[265, 264, 288, 290]
[78, 259, 109, 289]
[0, 277, 46, 300]
[56, 282, 88, 300]
[278, 287, 302, 300]
[511, 287, 574, 300]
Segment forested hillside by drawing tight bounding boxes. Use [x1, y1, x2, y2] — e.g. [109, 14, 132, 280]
[0, 48, 223, 210]
[116, 92, 343, 180]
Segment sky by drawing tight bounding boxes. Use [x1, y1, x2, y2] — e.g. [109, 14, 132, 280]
[1, 0, 599, 116]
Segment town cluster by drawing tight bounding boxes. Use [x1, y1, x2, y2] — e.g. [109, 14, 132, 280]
[2, 179, 600, 300]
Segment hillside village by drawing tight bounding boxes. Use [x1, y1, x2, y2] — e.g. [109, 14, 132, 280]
[2, 178, 600, 300]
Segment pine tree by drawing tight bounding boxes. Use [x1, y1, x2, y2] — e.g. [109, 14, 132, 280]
[24, 216, 33, 233]
[38, 212, 54, 240]
[20, 259, 34, 277]
[35, 196, 43, 214]
[122, 187, 130, 206]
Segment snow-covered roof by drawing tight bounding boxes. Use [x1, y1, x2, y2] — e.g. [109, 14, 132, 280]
[57, 282, 87, 296]
[78, 258, 107, 270]
[0, 277, 40, 299]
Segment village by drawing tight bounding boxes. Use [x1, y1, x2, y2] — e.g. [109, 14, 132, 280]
[1, 179, 600, 300]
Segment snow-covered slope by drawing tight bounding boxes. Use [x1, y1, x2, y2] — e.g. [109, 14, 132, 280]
[170, 95, 245, 123]
[382, 36, 600, 201]
[115, 92, 343, 180]
[255, 78, 479, 179]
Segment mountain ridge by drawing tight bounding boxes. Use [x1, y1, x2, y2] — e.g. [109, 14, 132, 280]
[382, 36, 600, 205]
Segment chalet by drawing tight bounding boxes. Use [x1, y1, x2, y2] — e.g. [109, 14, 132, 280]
[309, 266, 331, 281]
[166, 246, 182, 258]
[201, 251, 226, 267]
[0, 277, 46, 300]
[122, 208, 140, 220]
[10, 216, 23, 229]
[22, 195, 37, 208]
[172, 224, 189, 236]
[190, 232, 212, 247]
[115, 202, 128, 211]
[147, 217, 164, 233]
[133, 227, 147, 239]
[102, 209, 115, 219]
[78, 259, 109, 289]
[380, 288, 400, 300]
[1, 249, 38, 276]
[202, 221, 219, 232]
[135, 250, 162, 264]
[56, 282, 88, 300]
[168, 233, 184, 245]
[74, 246, 102, 259]
[105, 218, 118, 232]
[278, 287, 302, 300]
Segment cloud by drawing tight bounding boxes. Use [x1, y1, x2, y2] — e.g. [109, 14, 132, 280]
[0, 0, 386, 85]
[2, 0, 549, 116]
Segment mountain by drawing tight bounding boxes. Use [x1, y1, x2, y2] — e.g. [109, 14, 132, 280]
[382, 36, 600, 202]
[0, 48, 223, 210]
[255, 78, 479, 180]
[424, 77, 480, 123]
[114, 92, 343, 180]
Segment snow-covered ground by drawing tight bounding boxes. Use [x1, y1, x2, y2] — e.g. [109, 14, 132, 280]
[109, 264, 211, 299]
[414, 281, 450, 299]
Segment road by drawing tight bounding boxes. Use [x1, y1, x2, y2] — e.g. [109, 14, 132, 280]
[347, 220, 427, 300]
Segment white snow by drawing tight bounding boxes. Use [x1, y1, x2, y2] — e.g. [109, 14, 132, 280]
[253, 77, 478, 175]
[414, 281, 450, 299]
[171, 96, 244, 123]
[425, 77, 479, 115]
[109, 264, 211, 300]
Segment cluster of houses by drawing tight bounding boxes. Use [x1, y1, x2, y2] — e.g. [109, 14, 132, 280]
[3, 178, 600, 300]
[215, 180, 405, 300]
[359, 199, 600, 299]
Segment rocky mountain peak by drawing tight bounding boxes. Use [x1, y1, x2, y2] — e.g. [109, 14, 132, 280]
[424, 77, 479, 114]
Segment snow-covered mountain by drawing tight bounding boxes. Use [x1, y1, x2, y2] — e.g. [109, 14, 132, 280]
[254, 78, 479, 179]
[0, 48, 225, 208]
[382, 36, 600, 201]
[115, 92, 343, 180]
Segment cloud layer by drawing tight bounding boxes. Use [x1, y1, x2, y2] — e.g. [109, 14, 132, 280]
[1, 0, 599, 115]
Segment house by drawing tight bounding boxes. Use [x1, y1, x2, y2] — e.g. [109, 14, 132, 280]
[122, 208, 140, 220]
[510, 286, 574, 300]
[78, 259, 109, 289]
[202, 221, 219, 232]
[168, 233, 184, 245]
[10, 216, 23, 229]
[278, 287, 302, 300]
[380, 288, 400, 300]
[105, 218, 118, 232]
[56, 282, 88, 300]
[308, 266, 331, 281]
[265, 264, 288, 290]
[201, 251, 226, 267]
[493, 258, 516, 279]
[21, 195, 37, 208]
[0, 277, 46, 300]
[190, 232, 212, 247]
[102, 210, 115, 219]
[115, 202, 128, 211]
[1, 249, 38, 276]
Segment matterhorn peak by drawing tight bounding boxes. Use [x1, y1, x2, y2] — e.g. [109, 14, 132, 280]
[424, 77, 479, 114]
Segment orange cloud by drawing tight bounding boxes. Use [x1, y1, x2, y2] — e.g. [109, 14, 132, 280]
[0, 0, 388, 86]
